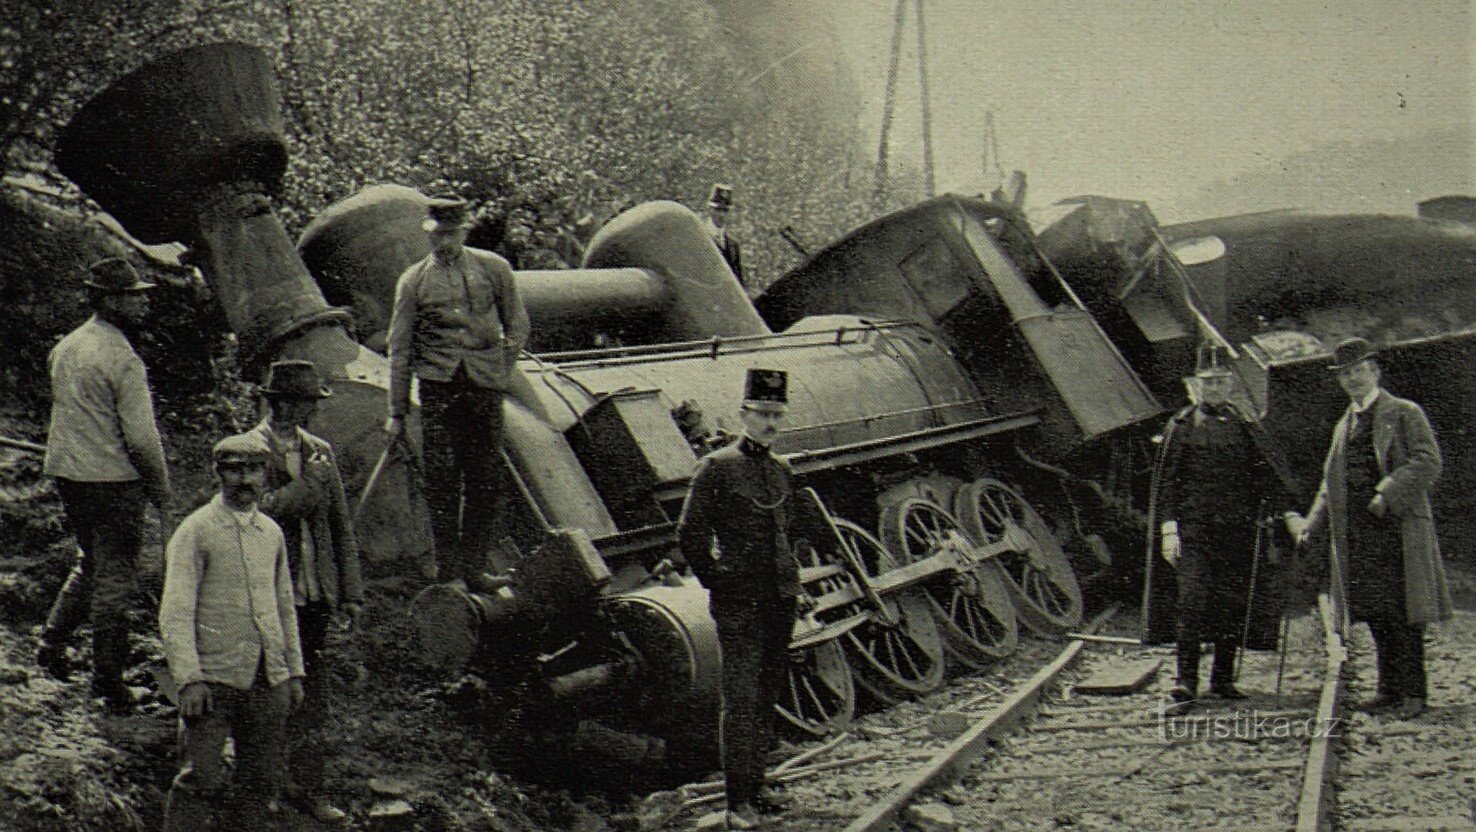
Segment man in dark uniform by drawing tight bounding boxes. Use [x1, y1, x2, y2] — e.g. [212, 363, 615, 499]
[704, 183, 744, 287]
[1143, 343, 1302, 709]
[384, 197, 530, 591]
[676, 368, 803, 831]
[1300, 338, 1451, 719]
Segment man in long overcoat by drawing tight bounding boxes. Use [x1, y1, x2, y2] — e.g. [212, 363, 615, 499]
[1142, 343, 1302, 707]
[677, 368, 805, 831]
[1300, 338, 1452, 719]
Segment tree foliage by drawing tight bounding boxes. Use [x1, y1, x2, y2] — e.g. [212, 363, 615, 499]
[4, 1, 924, 290]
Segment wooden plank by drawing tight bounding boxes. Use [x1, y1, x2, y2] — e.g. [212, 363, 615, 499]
[838, 604, 1118, 832]
[1064, 633, 1148, 645]
[1071, 658, 1162, 695]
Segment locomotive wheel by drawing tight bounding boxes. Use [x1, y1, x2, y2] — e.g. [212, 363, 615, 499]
[953, 479, 1084, 635]
[830, 519, 946, 705]
[776, 639, 855, 737]
[879, 497, 1019, 671]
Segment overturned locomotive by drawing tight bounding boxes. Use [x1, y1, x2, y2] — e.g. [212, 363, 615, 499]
[56, 42, 1476, 779]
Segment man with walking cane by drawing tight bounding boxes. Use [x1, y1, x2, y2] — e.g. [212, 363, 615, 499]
[1142, 342, 1303, 711]
[1294, 337, 1452, 720]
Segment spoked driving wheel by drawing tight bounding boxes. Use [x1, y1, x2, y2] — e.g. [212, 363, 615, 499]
[776, 638, 855, 737]
[878, 496, 1019, 671]
[954, 478, 1083, 635]
[827, 519, 946, 705]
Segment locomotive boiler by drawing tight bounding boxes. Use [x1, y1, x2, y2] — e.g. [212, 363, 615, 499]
[304, 191, 1153, 772]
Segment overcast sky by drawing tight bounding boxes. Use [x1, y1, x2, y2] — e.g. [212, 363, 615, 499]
[822, 0, 1473, 221]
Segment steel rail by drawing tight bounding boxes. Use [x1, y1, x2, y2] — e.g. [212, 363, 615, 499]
[839, 603, 1119, 832]
[1295, 595, 1348, 832]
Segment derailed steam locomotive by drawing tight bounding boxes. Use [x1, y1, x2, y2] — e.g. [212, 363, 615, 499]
[56, 42, 1476, 776]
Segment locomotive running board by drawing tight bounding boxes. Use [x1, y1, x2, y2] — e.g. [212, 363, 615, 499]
[784, 410, 1040, 475]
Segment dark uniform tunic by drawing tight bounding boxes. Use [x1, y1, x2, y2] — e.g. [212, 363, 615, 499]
[1143, 403, 1300, 690]
[677, 437, 803, 811]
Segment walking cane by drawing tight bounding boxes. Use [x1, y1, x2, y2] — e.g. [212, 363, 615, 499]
[1274, 590, 1294, 697]
[1234, 509, 1268, 684]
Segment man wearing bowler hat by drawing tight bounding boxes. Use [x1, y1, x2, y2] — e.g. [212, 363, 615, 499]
[704, 183, 745, 287]
[1297, 337, 1452, 719]
[37, 256, 172, 714]
[247, 359, 362, 823]
[384, 196, 530, 591]
[677, 368, 813, 830]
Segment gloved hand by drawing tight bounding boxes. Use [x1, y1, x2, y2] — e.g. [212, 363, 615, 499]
[1160, 521, 1180, 567]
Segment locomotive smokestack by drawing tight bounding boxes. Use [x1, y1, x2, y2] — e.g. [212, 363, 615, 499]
[54, 42, 430, 566]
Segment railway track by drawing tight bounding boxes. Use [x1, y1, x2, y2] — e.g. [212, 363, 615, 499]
[647, 598, 1348, 832]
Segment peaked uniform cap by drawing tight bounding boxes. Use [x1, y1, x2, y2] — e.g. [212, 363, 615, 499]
[213, 432, 271, 465]
[1328, 337, 1377, 371]
[422, 196, 473, 233]
[1194, 341, 1235, 378]
[708, 183, 734, 210]
[261, 359, 332, 399]
[743, 368, 788, 410]
[83, 256, 156, 293]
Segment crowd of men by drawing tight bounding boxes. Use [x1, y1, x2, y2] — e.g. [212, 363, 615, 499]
[30, 184, 1453, 831]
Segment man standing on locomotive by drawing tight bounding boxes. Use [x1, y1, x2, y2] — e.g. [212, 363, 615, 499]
[1143, 342, 1302, 709]
[704, 183, 745, 287]
[1297, 337, 1451, 719]
[676, 368, 803, 831]
[384, 196, 530, 592]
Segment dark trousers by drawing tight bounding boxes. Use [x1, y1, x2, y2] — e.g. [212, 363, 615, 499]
[714, 596, 796, 810]
[163, 669, 290, 832]
[419, 375, 505, 583]
[287, 601, 333, 795]
[1366, 617, 1427, 699]
[1176, 637, 1238, 694]
[41, 479, 145, 691]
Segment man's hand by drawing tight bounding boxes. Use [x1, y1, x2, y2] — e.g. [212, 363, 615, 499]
[1160, 521, 1180, 567]
[303, 453, 334, 485]
[383, 416, 404, 439]
[341, 602, 364, 632]
[1367, 494, 1388, 519]
[286, 677, 305, 711]
[1284, 512, 1309, 542]
[179, 682, 212, 717]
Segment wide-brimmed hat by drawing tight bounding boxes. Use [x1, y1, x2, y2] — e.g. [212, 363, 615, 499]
[1328, 337, 1377, 371]
[82, 257, 156, 293]
[260, 359, 332, 400]
[707, 183, 734, 210]
[213, 432, 271, 467]
[422, 196, 473, 233]
[742, 368, 788, 412]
